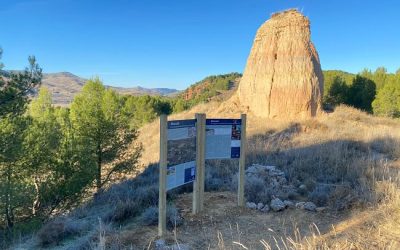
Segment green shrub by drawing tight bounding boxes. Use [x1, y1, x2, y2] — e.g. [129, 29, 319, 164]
[372, 78, 400, 117]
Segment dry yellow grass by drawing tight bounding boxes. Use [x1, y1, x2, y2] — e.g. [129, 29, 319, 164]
[134, 102, 400, 249]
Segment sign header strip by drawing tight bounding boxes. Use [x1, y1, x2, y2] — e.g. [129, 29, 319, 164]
[168, 119, 196, 129]
[206, 119, 241, 125]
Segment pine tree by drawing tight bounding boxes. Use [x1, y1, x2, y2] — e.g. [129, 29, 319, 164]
[0, 50, 42, 118]
[70, 78, 141, 191]
[346, 75, 376, 112]
[0, 116, 29, 232]
[24, 87, 61, 216]
[372, 74, 400, 117]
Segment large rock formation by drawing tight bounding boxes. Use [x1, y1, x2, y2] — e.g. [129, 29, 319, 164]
[238, 9, 324, 119]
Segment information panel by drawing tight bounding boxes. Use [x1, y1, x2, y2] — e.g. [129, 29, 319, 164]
[205, 119, 241, 159]
[166, 119, 196, 190]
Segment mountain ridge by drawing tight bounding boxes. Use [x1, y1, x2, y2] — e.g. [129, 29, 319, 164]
[40, 72, 179, 106]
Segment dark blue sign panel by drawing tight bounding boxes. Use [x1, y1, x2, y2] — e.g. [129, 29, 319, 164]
[231, 147, 241, 159]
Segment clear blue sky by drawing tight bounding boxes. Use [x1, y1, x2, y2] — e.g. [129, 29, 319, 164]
[1, 0, 399, 89]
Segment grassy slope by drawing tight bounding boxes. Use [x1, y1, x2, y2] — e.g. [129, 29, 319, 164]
[13, 84, 400, 249]
[122, 105, 400, 249]
[15, 99, 399, 249]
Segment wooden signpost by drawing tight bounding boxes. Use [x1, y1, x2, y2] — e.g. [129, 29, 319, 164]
[193, 113, 205, 214]
[158, 113, 246, 237]
[158, 114, 167, 237]
[238, 114, 247, 207]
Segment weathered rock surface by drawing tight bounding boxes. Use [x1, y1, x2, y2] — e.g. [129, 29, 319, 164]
[284, 200, 295, 208]
[238, 9, 324, 119]
[270, 198, 285, 211]
[295, 202, 306, 209]
[246, 202, 257, 209]
[303, 202, 317, 211]
[245, 164, 295, 198]
[260, 204, 270, 212]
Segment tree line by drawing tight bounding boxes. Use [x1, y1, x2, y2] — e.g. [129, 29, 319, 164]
[0, 50, 150, 243]
[323, 68, 400, 117]
[0, 51, 239, 245]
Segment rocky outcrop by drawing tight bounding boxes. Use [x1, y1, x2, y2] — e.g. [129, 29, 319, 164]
[238, 9, 324, 119]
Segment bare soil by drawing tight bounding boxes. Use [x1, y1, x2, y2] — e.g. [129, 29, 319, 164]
[111, 192, 400, 249]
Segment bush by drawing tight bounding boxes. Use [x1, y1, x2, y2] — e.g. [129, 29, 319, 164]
[243, 176, 272, 203]
[140, 205, 182, 229]
[37, 217, 88, 247]
[308, 185, 331, 206]
[372, 78, 400, 118]
[103, 201, 142, 223]
[346, 75, 376, 112]
[324, 76, 349, 107]
[205, 160, 237, 192]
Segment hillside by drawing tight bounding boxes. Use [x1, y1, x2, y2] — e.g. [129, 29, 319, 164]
[40, 72, 179, 106]
[7, 70, 358, 108]
[15, 101, 400, 249]
[180, 73, 241, 102]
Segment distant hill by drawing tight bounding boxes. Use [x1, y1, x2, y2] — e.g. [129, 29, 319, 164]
[39, 72, 179, 106]
[2, 70, 358, 107]
[178, 73, 242, 108]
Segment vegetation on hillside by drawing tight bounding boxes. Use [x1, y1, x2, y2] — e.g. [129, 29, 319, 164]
[14, 106, 400, 249]
[323, 68, 400, 116]
[0, 50, 144, 246]
[179, 72, 241, 106]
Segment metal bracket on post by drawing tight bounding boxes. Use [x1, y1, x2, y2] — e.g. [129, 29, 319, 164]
[158, 115, 167, 237]
[238, 114, 247, 207]
[193, 113, 205, 214]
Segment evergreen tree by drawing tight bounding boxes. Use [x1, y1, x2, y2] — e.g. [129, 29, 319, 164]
[372, 74, 400, 117]
[0, 50, 42, 118]
[372, 67, 388, 90]
[0, 116, 29, 232]
[325, 76, 349, 106]
[24, 87, 62, 216]
[70, 78, 141, 191]
[346, 75, 376, 112]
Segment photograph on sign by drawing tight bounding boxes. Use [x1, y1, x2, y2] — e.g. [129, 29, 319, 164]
[166, 119, 196, 190]
[205, 119, 241, 159]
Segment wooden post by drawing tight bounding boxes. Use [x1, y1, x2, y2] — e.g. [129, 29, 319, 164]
[193, 113, 205, 214]
[158, 115, 167, 236]
[199, 114, 206, 211]
[238, 114, 247, 207]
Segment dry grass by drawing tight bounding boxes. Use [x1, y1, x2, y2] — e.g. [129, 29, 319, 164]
[134, 103, 400, 249]
[16, 103, 400, 249]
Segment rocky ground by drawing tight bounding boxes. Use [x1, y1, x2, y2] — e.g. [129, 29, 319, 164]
[107, 191, 399, 249]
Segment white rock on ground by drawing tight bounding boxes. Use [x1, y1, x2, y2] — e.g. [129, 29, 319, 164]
[246, 202, 257, 209]
[295, 202, 305, 209]
[284, 200, 295, 208]
[270, 198, 286, 211]
[303, 202, 317, 211]
[257, 202, 264, 210]
[261, 205, 270, 212]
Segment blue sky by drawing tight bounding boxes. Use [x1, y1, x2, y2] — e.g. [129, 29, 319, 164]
[1, 0, 399, 89]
